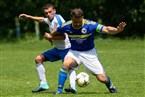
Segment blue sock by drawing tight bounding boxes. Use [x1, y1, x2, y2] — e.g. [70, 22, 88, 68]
[105, 76, 112, 88]
[57, 67, 68, 92]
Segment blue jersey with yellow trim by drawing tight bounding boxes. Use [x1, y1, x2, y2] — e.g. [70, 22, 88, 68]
[57, 19, 104, 51]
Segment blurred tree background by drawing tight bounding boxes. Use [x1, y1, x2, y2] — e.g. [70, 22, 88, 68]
[0, 0, 145, 41]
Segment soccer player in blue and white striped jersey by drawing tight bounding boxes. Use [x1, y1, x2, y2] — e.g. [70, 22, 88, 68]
[19, 4, 77, 93]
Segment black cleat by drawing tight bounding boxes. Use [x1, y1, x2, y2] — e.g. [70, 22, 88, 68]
[108, 84, 117, 93]
[64, 87, 77, 94]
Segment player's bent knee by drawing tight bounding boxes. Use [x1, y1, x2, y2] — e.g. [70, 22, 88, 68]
[35, 55, 45, 64]
[63, 56, 78, 69]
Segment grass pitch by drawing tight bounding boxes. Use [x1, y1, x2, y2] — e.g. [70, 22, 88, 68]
[0, 38, 144, 97]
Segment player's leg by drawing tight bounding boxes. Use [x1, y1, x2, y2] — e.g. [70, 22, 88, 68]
[69, 69, 76, 89]
[54, 56, 78, 94]
[59, 48, 77, 94]
[96, 74, 117, 93]
[84, 59, 117, 93]
[93, 58, 117, 93]
[32, 48, 60, 93]
[32, 54, 49, 92]
[80, 48, 117, 93]
[85, 59, 117, 93]
[64, 69, 77, 93]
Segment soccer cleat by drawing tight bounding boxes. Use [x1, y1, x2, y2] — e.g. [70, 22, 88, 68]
[54, 91, 62, 94]
[64, 87, 77, 94]
[108, 84, 117, 93]
[32, 83, 49, 93]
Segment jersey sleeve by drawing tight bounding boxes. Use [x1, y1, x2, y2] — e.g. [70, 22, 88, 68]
[58, 15, 65, 23]
[86, 19, 104, 33]
[43, 18, 50, 25]
[56, 14, 66, 27]
[96, 23, 104, 33]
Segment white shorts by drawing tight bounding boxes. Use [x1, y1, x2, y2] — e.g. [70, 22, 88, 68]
[65, 48, 105, 74]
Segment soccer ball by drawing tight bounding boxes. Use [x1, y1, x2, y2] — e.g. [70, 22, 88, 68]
[76, 72, 90, 87]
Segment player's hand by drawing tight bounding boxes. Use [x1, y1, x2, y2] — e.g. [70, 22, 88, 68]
[44, 32, 52, 39]
[117, 22, 126, 32]
[44, 32, 53, 45]
[19, 14, 29, 19]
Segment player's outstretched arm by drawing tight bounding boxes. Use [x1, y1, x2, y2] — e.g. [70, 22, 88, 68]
[19, 14, 44, 22]
[102, 22, 126, 34]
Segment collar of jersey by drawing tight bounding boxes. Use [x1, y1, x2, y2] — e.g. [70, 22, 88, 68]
[49, 17, 54, 22]
[72, 19, 84, 29]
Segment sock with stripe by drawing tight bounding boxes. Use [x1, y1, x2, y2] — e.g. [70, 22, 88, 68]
[57, 67, 68, 92]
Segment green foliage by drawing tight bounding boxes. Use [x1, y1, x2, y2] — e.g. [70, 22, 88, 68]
[1, 39, 144, 97]
[0, 0, 145, 41]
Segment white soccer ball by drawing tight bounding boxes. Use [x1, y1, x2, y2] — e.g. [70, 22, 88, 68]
[76, 72, 90, 87]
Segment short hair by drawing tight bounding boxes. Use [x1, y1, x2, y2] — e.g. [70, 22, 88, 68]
[70, 8, 84, 18]
[42, 3, 55, 10]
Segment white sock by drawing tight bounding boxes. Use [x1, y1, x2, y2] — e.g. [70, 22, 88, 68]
[68, 69, 76, 89]
[36, 63, 47, 84]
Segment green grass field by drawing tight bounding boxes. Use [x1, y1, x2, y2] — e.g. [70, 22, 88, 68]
[0, 38, 145, 97]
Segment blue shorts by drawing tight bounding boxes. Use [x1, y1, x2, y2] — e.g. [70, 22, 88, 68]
[42, 48, 70, 62]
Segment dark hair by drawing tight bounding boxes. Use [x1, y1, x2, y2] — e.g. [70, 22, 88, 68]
[42, 3, 55, 10]
[70, 8, 84, 18]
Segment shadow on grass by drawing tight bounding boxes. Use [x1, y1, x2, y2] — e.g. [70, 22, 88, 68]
[76, 92, 110, 94]
[32, 91, 111, 95]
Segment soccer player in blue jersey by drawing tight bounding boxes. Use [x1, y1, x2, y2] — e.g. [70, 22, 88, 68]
[45, 8, 126, 94]
[19, 4, 77, 93]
